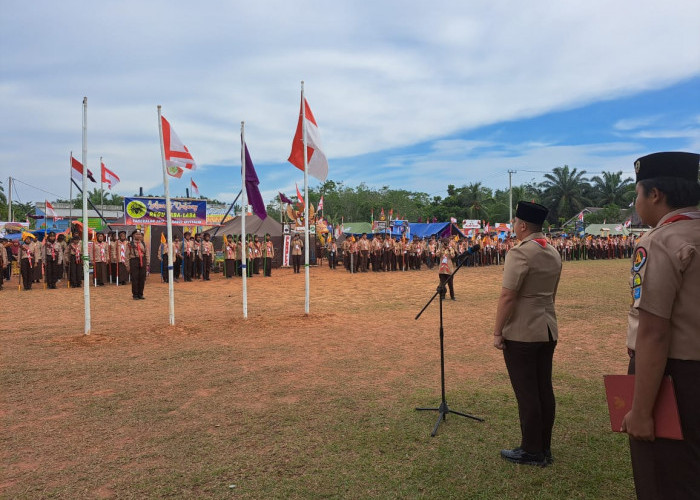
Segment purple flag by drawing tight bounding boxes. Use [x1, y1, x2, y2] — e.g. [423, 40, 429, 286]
[244, 143, 267, 220]
[279, 192, 293, 204]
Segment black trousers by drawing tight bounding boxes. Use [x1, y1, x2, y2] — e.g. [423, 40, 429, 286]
[263, 257, 272, 276]
[20, 259, 33, 289]
[202, 255, 212, 280]
[45, 257, 59, 287]
[68, 260, 83, 287]
[503, 338, 557, 454]
[184, 254, 194, 281]
[292, 254, 302, 273]
[194, 255, 202, 278]
[173, 257, 182, 279]
[129, 258, 146, 297]
[328, 251, 336, 269]
[439, 273, 454, 299]
[224, 259, 235, 278]
[94, 262, 107, 285]
[628, 356, 700, 500]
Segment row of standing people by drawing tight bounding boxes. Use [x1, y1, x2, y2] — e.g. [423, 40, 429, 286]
[4, 230, 149, 299]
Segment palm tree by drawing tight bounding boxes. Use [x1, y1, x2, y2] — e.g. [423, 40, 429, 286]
[590, 171, 634, 206]
[456, 182, 493, 220]
[538, 165, 590, 223]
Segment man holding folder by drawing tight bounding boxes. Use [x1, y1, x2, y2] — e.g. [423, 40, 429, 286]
[621, 152, 700, 499]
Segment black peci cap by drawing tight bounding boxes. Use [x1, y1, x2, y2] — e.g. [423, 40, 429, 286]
[515, 201, 548, 225]
[634, 152, 699, 183]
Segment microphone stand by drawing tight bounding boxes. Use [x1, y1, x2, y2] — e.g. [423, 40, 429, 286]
[415, 247, 484, 436]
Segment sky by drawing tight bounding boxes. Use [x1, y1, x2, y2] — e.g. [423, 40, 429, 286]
[1, 0, 699, 209]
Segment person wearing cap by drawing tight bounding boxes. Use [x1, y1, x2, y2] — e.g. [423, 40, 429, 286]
[263, 233, 274, 277]
[19, 234, 37, 290]
[291, 233, 303, 274]
[66, 235, 83, 288]
[42, 231, 62, 289]
[91, 233, 109, 286]
[493, 201, 562, 467]
[0, 238, 8, 290]
[620, 152, 700, 499]
[127, 229, 148, 300]
[200, 233, 214, 280]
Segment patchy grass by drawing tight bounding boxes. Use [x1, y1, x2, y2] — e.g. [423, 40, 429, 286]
[2, 259, 634, 498]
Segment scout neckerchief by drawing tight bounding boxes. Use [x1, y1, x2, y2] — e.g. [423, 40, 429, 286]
[133, 241, 143, 267]
[439, 250, 451, 274]
[99, 242, 106, 262]
[72, 243, 81, 264]
[532, 238, 548, 248]
[266, 241, 273, 257]
[119, 241, 127, 263]
[23, 243, 33, 268]
[662, 211, 700, 225]
[49, 241, 56, 260]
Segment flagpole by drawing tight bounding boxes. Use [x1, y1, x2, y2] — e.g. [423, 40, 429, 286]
[241, 121, 248, 319]
[301, 81, 310, 315]
[69, 152, 73, 224]
[81, 97, 91, 335]
[158, 105, 176, 326]
[100, 157, 104, 230]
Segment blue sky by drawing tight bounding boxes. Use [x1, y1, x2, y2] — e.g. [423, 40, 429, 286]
[1, 1, 698, 208]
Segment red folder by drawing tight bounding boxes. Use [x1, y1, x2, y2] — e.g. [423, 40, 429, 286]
[603, 375, 683, 440]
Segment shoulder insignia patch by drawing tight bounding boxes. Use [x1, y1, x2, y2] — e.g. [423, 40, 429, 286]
[632, 247, 647, 272]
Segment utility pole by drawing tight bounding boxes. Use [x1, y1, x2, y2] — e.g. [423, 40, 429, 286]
[7, 177, 12, 222]
[508, 170, 517, 222]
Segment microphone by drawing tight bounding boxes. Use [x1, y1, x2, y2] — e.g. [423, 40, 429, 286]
[457, 244, 480, 263]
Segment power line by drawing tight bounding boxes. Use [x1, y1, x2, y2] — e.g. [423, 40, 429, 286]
[9, 177, 65, 200]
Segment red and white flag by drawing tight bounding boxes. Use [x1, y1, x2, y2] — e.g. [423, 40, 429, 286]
[624, 218, 632, 228]
[190, 178, 199, 195]
[101, 162, 120, 189]
[45, 200, 56, 217]
[71, 156, 96, 183]
[296, 183, 305, 207]
[161, 115, 197, 178]
[288, 97, 328, 182]
[577, 211, 584, 222]
[317, 195, 324, 211]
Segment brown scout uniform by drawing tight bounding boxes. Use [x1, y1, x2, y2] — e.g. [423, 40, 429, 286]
[501, 232, 561, 342]
[127, 238, 149, 298]
[626, 207, 700, 499]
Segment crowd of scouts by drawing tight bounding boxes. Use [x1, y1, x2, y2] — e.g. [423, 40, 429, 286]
[1, 229, 149, 299]
[325, 230, 638, 274]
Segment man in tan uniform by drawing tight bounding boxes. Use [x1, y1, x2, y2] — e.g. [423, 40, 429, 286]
[620, 152, 700, 500]
[493, 201, 562, 466]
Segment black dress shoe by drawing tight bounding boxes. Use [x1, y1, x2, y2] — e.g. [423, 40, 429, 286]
[139, 296, 145, 300]
[133, 296, 140, 300]
[500, 448, 547, 467]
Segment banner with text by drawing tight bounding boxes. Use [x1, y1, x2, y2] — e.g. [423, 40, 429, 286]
[124, 197, 207, 226]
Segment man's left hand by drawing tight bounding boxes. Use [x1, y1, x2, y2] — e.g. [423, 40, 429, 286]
[621, 410, 655, 441]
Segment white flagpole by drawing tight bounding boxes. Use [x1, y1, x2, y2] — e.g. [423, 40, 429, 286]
[157, 105, 176, 326]
[241, 121, 248, 319]
[301, 81, 310, 315]
[69, 152, 73, 224]
[100, 156, 104, 228]
[81, 97, 91, 335]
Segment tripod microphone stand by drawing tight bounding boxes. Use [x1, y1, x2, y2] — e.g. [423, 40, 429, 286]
[415, 248, 484, 436]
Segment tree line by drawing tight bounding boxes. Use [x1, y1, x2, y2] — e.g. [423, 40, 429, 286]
[266, 165, 636, 227]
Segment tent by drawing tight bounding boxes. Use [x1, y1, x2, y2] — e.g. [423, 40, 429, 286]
[347, 222, 465, 240]
[203, 215, 285, 268]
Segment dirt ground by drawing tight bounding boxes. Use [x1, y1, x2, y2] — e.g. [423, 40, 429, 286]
[1, 260, 632, 497]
